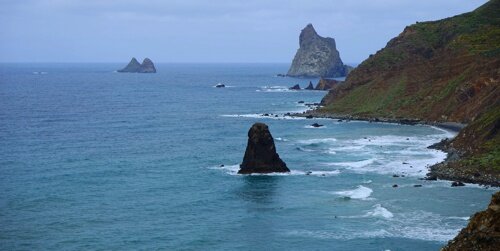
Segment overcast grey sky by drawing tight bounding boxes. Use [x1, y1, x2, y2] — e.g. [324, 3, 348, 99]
[0, 0, 488, 63]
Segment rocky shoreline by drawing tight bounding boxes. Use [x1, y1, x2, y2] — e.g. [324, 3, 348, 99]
[292, 109, 466, 132]
[289, 109, 500, 187]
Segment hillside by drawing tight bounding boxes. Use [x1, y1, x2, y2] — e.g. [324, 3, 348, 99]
[317, 0, 500, 184]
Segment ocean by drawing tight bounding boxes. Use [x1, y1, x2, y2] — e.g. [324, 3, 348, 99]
[0, 63, 497, 250]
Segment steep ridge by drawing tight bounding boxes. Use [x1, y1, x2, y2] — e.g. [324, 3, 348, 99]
[320, 0, 499, 122]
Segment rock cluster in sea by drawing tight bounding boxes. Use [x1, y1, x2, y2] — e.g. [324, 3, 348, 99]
[443, 191, 500, 251]
[239, 123, 289, 174]
[287, 24, 351, 78]
[118, 57, 156, 73]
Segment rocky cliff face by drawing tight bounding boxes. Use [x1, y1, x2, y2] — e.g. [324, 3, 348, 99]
[287, 24, 350, 78]
[315, 78, 339, 90]
[239, 123, 289, 174]
[442, 191, 500, 251]
[319, 0, 500, 185]
[118, 57, 156, 73]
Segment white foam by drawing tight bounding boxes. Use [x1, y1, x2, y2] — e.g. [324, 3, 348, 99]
[328, 159, 377, 169]
[207, 164, 340, 177]
[257, 85, 292, 92]
[304, 125, 327, 129]
[298, 138, 337, 144]
[275, 137, 288, 142]
[364, 204, 394, 219]
[220, 114, 307, 120]
[286, 210, 464, 242]
[333, 185, 373, 200]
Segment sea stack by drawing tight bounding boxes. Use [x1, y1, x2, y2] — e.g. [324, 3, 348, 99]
[287, 24, 351, 78]
[443, 191, 500, 251]
[239, 123, 289, 174]
[305, 81, 314, 90]
[118, 57, 156, 73]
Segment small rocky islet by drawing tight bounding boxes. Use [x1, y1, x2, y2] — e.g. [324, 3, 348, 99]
[118, 57, 156, 73]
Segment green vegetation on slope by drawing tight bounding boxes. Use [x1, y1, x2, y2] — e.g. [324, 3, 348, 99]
[319, 0, 500, 184]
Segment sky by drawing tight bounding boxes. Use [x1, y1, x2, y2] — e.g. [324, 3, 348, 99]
[0, 0, 489, 64]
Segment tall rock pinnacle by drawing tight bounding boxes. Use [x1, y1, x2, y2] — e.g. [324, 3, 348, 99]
[287, 24, 351, 78]
[239, 123, 289, 174]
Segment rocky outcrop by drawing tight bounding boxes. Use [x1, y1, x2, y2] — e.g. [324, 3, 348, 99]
[305, 81, 314, 90]
[118, 57, 156, 73]
[287, 24, 351, 78]
[118, 57, 141, 73]
[139, 58, 156, 73]
[289, 84, 301, 90]
[442, 191, 500, 251]
[239, 123, 289, 174]
[315, 78, 339, 90]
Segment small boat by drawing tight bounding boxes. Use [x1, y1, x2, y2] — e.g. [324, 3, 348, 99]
[215, 83, 225, 88]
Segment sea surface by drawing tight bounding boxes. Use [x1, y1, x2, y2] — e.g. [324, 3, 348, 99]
[0, 63, 497, 250]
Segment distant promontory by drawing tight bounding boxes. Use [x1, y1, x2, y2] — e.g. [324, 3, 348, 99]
[287, 24, 351, 78]
[118, 57, 156, 73]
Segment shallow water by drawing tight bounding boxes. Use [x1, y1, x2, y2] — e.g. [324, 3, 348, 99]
[0, 63, 497, 250]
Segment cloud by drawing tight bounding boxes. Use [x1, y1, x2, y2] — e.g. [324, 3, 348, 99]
[0, 0, 489, 62]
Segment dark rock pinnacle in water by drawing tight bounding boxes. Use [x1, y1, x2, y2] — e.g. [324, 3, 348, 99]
[239, 123, 289, 174]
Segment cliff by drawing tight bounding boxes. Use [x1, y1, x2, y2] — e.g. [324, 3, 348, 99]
[287, 24, 351, 78]
[442, 191, 500, 251]
[315, 78, 340, 90]
[318, 0, 500, 185]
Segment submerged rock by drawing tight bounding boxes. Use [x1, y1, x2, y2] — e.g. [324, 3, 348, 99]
[287, 24, 351, 78]
[451, 181, 465, 187]
[118, 57, 156, 73]
[239, 123, 289, 174]
[443, 191, 500, 251]
[311, 123, 323, 128]
[289, 84, 301, 90]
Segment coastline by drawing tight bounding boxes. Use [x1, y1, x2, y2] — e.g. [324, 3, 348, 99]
[290, 108, 500, 187]
[291, 109, 466, 132]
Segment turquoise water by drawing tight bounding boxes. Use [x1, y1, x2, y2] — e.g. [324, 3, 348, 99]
[0, 63, 497, 250]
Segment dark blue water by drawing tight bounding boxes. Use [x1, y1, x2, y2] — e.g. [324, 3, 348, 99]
[0, 63, 497, 250]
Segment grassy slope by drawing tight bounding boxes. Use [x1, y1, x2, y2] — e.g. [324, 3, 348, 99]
[320, 0, 499, 123]
[319, 0, 500, 178]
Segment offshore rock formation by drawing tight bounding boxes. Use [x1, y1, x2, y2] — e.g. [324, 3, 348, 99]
[315, 78, 340, 90]
[239, 123, 289, 174]
[287, 24, 351, 78]
[139, 58, 156, 73]
[305, 81, 314, 90]
[289, 84, 301, 90]
[318, 0, 500, 186]
[442, 191, 500, 251]
[118, 57, 156, 73]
